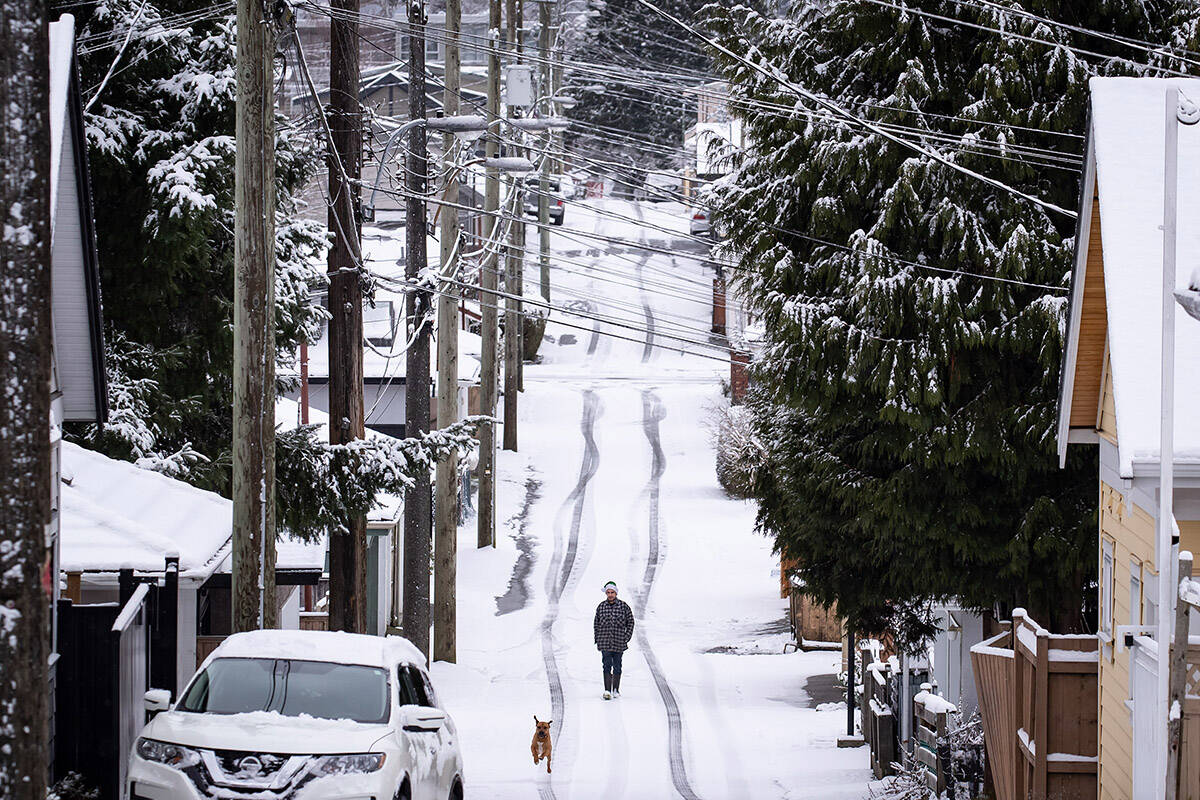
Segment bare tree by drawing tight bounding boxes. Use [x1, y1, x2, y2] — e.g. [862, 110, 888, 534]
[0, 2, 52, 795]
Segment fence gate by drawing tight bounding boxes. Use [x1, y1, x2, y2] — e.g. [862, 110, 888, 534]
[1130, 636, 1159, 800]
[114, 584, 150, 796]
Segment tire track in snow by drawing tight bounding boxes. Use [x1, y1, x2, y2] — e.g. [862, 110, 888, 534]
[635, 390, 704, 800]
[538, 390, 601, 800]
[630, 204, 656, 363]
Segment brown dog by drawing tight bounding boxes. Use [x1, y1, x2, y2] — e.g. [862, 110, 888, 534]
[531, 716, 553, 773]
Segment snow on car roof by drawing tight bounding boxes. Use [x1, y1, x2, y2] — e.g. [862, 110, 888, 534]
[1088, 77, 1200, 475]
[210, 629, 427, 670]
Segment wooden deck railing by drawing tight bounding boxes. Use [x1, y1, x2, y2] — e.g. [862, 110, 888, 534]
[1177, 642, 1200, 800]
[970, 610, 1098, 800]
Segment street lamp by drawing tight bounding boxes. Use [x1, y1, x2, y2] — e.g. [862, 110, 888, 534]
[363, 115, 489, 222]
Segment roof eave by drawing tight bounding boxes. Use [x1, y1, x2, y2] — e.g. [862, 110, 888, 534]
[1056, 119, 1097, 468]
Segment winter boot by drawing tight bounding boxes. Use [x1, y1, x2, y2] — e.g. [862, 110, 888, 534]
[612, 673, 621, 697]
[603, 673, 612, 700]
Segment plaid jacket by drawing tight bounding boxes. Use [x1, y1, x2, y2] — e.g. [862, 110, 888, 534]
[594, 599, 635, 652]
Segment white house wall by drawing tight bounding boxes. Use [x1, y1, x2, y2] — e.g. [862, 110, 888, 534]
[177, 583, 198, 692]
[51, 124, 100, 422]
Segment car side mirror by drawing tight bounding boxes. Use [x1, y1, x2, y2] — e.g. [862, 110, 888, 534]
[144, 689, 172, 715]
[399, 704, 445, 732]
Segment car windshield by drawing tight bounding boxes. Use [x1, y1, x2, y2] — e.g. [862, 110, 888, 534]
[179, 658, 390, 724]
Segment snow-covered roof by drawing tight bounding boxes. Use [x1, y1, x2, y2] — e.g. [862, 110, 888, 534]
[60, 441, 232, 578]
[211, 531, 326, 575]
[1060, 78, 1200, 476]
[276, 397, 403, 524]
[63, 440, 334, 577]
[207, 629, 426, 669]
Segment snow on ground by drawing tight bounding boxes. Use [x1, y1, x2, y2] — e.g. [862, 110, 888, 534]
[431, 198, 871, 799]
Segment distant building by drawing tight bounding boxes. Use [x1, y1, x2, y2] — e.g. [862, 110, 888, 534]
[683, 81, 745, 193]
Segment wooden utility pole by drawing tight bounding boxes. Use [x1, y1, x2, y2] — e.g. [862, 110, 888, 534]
[502, 0, 522, 452]
[478, 0, 502, 548]
[327, 0, 368, 633]
[402, 0, 433, 659]
[433, 0, 462, 663]
[233, 0, 278, 633]
[537, 0, 552, 301]
[0, 4, 50, 793]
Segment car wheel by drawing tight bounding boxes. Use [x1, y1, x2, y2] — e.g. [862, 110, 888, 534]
[448, 779, 463, 800]
[394, 779, 411, 800]
[552, 216, 564, 226]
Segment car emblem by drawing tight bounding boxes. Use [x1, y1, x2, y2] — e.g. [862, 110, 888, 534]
[237, 756, 263, 777]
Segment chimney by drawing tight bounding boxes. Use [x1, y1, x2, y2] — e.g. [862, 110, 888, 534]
[712, 276, 727, 336]
[730, 349, 751, 405]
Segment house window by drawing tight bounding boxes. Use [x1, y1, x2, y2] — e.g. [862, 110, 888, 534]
[1101, 538, 1115, 637]
[1143, 569, 1158, 628]
[364, 301, 396, 348]
[1130, 560, 1143, 626]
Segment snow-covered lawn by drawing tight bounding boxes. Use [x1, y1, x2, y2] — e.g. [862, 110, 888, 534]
[431, 199, 872, 799]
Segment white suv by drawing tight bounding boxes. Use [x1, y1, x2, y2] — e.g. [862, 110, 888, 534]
[127, 630, 463, 800]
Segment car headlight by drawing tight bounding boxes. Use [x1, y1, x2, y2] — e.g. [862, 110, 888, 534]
[135, 738, 200, 768]
[310, 753, 387, 776]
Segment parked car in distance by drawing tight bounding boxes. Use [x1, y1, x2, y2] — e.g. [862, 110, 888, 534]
[690, 208, 711, 237]
[524, 176, 565, 225]
[126, 630, 463, 800]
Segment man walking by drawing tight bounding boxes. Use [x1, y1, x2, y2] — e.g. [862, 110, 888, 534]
[594, 581, 634, 700]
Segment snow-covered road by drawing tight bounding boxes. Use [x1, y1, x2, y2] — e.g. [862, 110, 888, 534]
[431, 199, 872, 800]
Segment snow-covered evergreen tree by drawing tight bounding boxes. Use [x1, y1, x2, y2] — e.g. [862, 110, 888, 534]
[66, 0, 477, 524]
[708, 0, 1200, 639]
[69, 0, 327, 491]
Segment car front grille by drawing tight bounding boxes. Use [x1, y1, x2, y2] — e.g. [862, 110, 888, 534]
[182, 749, 314, 799]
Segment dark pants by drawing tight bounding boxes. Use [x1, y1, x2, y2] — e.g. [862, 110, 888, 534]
[601, 650, 624, 676]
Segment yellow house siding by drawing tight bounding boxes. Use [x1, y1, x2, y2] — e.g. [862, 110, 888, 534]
[1180, 520, 1200, 559]
[1098, 482, 1156, 800]
[1098, 350, 1117, 444]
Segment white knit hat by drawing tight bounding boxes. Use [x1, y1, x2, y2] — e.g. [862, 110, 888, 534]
[603, 581, 618, 593]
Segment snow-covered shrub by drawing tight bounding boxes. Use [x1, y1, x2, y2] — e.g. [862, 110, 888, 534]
[866, 759, 933, 800]
[709, 401, 762, 499]
[48, 772, 99, 800]
[941, 710, 986, 800]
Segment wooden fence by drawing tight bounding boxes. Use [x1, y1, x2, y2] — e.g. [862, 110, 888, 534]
[913, 686, 953, 795]
[299, 611, 329, 630]
[860, 651, 934, 779]
[970, 610, 1098, 800]
[1181, 643, 1200, 800]
[195, 635, 225, 668]
[862, 659, 897, 778]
